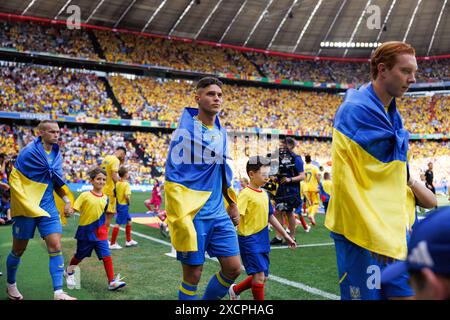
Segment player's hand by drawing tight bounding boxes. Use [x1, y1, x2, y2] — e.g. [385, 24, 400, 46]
[285, 235, 297, 249]
[227, 203, 240, 226]
[280, 177, 291, 185]
[64, 203, 74, 217]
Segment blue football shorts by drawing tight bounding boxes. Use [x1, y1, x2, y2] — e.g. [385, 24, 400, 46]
[331, 232, 413, 300]
[177, 215, 240, 265]
[115, 204, 131, 225]
[241, 252, 270, 277]
[74, 239, 110, 260]
[12, 214, 62, 240]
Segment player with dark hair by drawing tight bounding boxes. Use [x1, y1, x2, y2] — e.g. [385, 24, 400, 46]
[165, 77, 241, 300]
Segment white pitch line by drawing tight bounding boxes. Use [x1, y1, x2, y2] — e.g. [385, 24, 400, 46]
[270, 242, 335, 250]
[268, 275, 339, 300]
[116, 224, 339, 300]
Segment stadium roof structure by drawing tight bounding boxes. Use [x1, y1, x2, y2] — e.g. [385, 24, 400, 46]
[1, 0, 449, 58]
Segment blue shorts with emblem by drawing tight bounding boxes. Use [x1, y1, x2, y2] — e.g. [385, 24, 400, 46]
[115, 204, 131, 225]
[75, 239, 110, 260]
[241, 252, 269, 277]
[177, 215, 240, 265]
[331, 232, 413, 300]
[12, 215, 62, 240]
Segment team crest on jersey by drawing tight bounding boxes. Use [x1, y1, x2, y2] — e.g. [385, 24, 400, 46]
[203, 130, 222, 144]
[349, 286, 361, 300]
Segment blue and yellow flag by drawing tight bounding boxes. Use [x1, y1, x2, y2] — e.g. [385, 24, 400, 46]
[165, 108, 236, 252]
[9, 137, 72, 223]
[325, 83, 410, 260]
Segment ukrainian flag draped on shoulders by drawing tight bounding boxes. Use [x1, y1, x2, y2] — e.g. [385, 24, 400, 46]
[325, 83, 409, 260]
[165, 107, 236, 252]
[9, 136, 72, 223]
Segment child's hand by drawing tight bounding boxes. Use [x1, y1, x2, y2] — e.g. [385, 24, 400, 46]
[285, 235, 297, 249]
[64, 203, 74, 217]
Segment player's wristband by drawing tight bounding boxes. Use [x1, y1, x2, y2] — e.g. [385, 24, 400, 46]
[62, 196, 71, 204]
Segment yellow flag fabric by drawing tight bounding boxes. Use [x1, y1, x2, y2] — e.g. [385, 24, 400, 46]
[325, 83, 410, 260]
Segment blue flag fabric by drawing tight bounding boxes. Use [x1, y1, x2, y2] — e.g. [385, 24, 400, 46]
[10, 137, 66, 218]
[164, 108, 236, 252]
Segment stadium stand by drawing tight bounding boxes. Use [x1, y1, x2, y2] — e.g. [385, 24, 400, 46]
[1, 63, 449, 136]
[1, 19, 449, 85]
[0, 65, 117, 118]
[8, 125, 164, 184]
[93, 30, 260, 76]
[3, 125, 448, 187]
[0, 20, 97, 60]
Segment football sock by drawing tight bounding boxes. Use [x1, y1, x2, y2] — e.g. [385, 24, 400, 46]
[202, 271, 234, 300]
[234, 275, 253, 294]
[299, 215, 309, 230]
[125, 224, 132, 242]
[251, 283, 265, 300]
[178, 279, 198, 300]
[6, 251, 21, 285]
[102, 256, 115, 283]
[48, 250, 64, 291]
[110, 225, 120, 244]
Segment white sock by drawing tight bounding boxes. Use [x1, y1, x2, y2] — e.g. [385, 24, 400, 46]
[7, 282, 16, 288]
[54, 289, 63, 295]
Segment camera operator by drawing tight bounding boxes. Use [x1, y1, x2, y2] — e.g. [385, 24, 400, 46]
[270, 138, 305, 245]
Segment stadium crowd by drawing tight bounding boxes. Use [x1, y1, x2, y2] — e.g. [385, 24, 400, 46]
[399, 95, 450, 135]
[0, 20, 97, 60]
[0, 125, 18, 157]
[1, 64, 448, 136]
[5, 125, 165, 185]
[3, 124, 447, 190]
[108, 75, 340, 134]
[0, 65, 117, 118]
[246, 52, 370, 84]
[107, 75, 449, 135]
[94, 30, 259, 77]
[246, 52, 450, 84]
[1, 19, 449, 85]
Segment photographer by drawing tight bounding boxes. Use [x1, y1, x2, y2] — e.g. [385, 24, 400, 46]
[270, 138, 306, 245]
